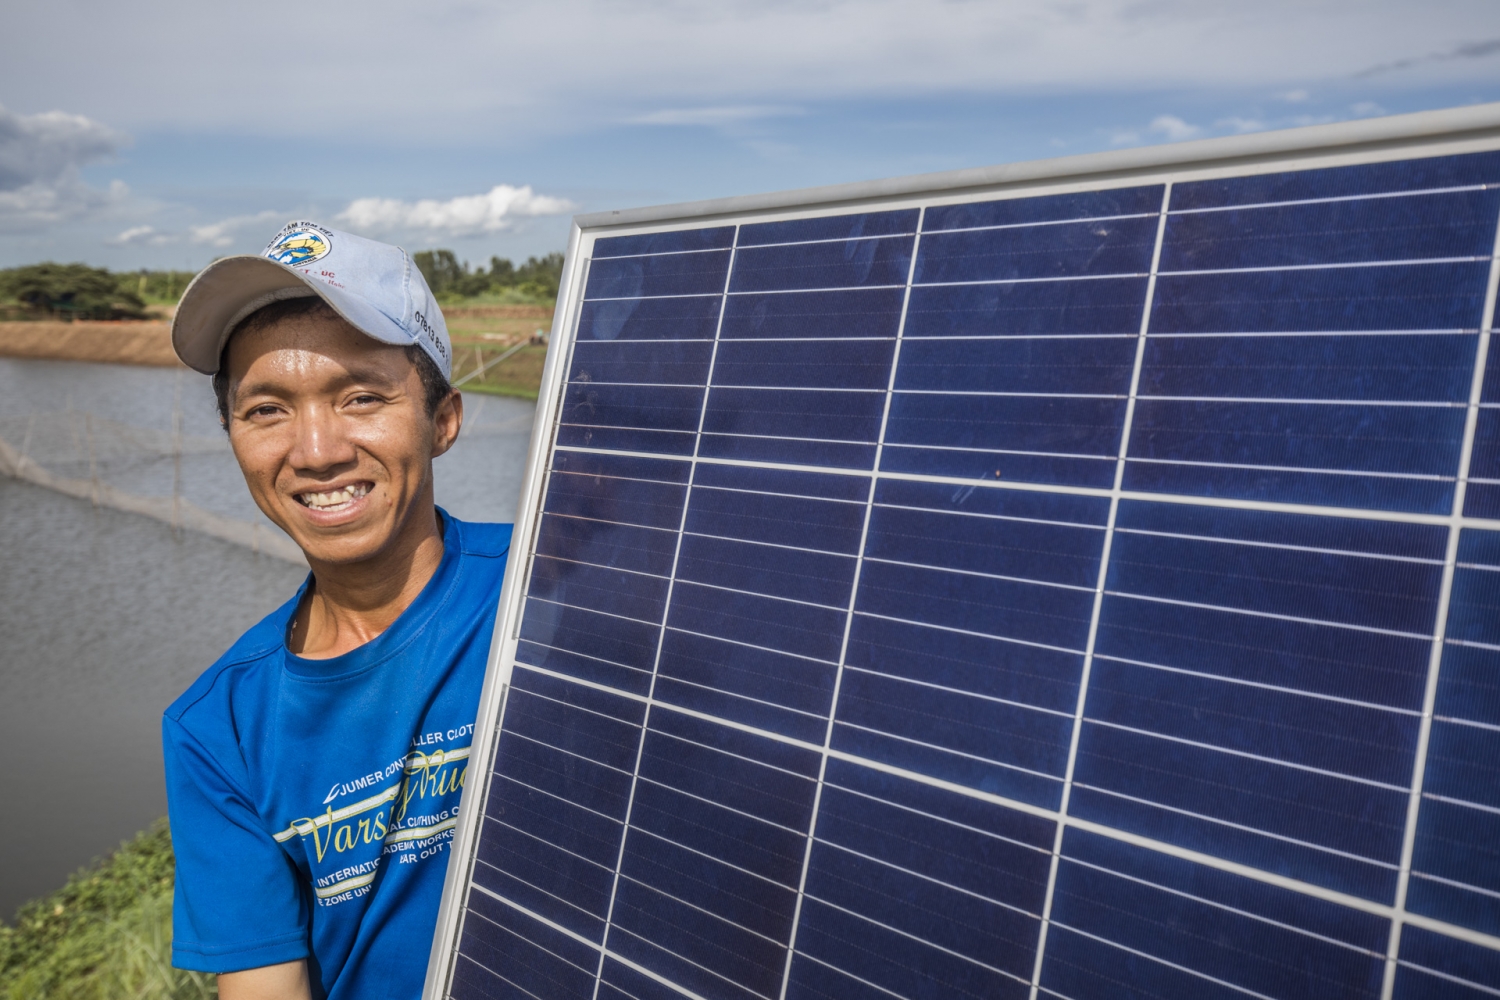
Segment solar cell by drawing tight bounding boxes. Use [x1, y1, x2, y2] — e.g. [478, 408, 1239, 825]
[427, 109, 1500, 1000]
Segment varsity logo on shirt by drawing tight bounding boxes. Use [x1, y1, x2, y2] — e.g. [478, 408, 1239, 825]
[271, 730, 474, 906]
[264, 223, 333, 267]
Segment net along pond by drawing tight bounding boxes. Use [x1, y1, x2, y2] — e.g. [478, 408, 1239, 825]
[0, 356, 533, 919]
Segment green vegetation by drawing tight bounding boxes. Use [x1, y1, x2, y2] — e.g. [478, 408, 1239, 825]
[0, 821, 215, 1000]
[0, 251, 563, 320]
[128, 271, 198, 306]
[413, 250, 564, 304]
[452, 343, 550, 401]
[0, 264, 149, 321]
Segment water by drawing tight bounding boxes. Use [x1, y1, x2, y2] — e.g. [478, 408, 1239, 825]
[0, 358, 535, 919]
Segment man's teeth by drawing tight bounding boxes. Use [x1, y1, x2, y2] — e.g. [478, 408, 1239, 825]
[299, 484, 370, 509]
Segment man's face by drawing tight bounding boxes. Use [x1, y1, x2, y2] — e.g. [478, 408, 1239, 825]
[223, 309, 461, 566]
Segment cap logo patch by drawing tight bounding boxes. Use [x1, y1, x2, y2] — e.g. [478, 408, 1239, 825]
[265, 227, 332, 267]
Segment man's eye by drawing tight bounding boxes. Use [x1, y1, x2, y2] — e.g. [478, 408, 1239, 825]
[351, 394, 381, 406]
[250, 405, 280, 417]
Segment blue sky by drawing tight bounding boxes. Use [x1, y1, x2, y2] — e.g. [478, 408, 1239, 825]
[1, 0, 1497, 271]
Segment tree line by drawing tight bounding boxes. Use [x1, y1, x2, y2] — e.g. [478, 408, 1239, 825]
[0, 251, 564, 321]
[413, 250, 565, 301]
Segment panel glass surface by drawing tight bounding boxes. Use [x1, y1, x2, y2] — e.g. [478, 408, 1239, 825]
[446, 149, 1500, 1000]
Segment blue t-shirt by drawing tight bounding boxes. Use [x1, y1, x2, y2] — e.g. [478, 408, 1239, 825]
[163, 512, 511, 999]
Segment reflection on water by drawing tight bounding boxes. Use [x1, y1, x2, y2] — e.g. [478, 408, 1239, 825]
[0, 478, 304, 919]
[0, 358, 535, 919]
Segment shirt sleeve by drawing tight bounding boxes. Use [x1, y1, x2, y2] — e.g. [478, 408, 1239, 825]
[164, 713, 311, 973]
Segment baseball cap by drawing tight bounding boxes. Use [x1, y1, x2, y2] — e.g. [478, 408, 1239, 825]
[171, 221, 453, 379]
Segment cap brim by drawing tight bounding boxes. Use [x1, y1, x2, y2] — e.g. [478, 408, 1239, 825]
[171, 256, 413, 375]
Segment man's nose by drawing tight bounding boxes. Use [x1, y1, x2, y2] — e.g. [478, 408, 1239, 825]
[288, 405, 358, 473]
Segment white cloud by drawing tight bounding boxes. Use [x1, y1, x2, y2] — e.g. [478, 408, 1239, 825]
[187, 210, 283, 248]
[108, 210, 284, 249]
[338, 185, 577, 239]
[110, 224, 160, 244]
[2, 1, 1495, 140]
[1217, 116, 1268, 133]
[1278, 89, 1311, 103]
[0, 102, 127, 228]
[627, 105, 803, 127]
[1149, 115, 1201, 141]
[1110, 113, 1204, 146]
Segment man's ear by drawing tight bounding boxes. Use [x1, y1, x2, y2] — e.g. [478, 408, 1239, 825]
[430, 389, 463, 458]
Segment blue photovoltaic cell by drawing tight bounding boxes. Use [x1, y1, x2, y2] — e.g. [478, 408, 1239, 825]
[450, 146, 1500, 1000]
[593, 226, 736, 258]
[1467, 347, 1500, 517]
[737, 208, 918, 246]
[1171, 151, 1500, 209]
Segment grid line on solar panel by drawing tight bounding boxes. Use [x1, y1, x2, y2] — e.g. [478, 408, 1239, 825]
[584, 292, 738, 303]
[627, 826, 793, 890]
[664, 626, 837, 666]
[902, 273, 1151, 288]
[1022, 181, 1173, 994]
[1103, 577, 1439, 635]
[861, 555, 1096, 591]
[466, 885, 705, 1000]
[767, 209, 926, 1000]
[1396, 961, 1500, 998]
[834, 718, 1063, 774]
[1093, 653, 1424, 714]
[1068, 781, 1402, 867]
[1156, 256, 1490, 276]
[1168, 183, 1495, 215]
[543, 237, 748, 998]
[1079, 719, 1411, 791]
[1137, 398, 1467, 407]
[803, 893, 1032, 981]
[695, 233, 917, 251]
[1149, 328, 1476, 337]
[1381, 203, 1500, 993]
[657, 677, 826, 723]
[490, 650, 1480, 941]
[919, 212, 1161, 235]
[841, 665, 1075, 717]
[1126, 456, 1455, 480]
[1431, 712, 1500, 731]
[1058, 854, 1383, 958]
[458, 916, 596, 1000]
[856, 607, 1085, 654]
[542, 445, 1500, 545]
[452, 151, 1500, 1000]
[1043, 922, 1288, 1000]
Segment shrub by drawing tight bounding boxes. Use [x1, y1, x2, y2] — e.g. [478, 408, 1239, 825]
[0, 264, 148, 321]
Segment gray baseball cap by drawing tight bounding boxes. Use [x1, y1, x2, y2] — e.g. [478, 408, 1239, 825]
[171, 220, 453, 379]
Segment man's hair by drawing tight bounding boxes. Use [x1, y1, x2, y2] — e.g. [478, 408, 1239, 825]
[211, 296, 452, 428]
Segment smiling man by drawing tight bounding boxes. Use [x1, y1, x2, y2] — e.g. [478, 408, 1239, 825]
[162, 222, 513, 1000]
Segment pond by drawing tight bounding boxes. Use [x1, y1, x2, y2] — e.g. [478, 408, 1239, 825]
[0, 357, 534, 919]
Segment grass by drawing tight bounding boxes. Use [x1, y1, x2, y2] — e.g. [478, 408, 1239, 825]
[445, 303, 553, 401]
[0, 821, 216, 1000]
[435, 287, 556, 307]
[453, 343, 550, 401]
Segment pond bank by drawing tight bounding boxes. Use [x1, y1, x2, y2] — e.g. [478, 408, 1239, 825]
[0, 322, 179, 367]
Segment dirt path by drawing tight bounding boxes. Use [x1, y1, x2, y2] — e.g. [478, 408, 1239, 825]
[0, 321, 181, 367]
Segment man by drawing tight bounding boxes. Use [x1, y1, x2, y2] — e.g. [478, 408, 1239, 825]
[162, 221, 512, 1000]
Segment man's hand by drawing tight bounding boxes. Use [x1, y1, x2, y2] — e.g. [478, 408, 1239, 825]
[217, 959, 313, 1000]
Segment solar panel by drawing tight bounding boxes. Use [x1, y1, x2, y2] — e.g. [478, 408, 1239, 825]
[426, 107, 1500, 1000]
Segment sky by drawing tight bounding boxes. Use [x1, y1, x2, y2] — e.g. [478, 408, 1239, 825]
[1, 0, 1497, 271]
